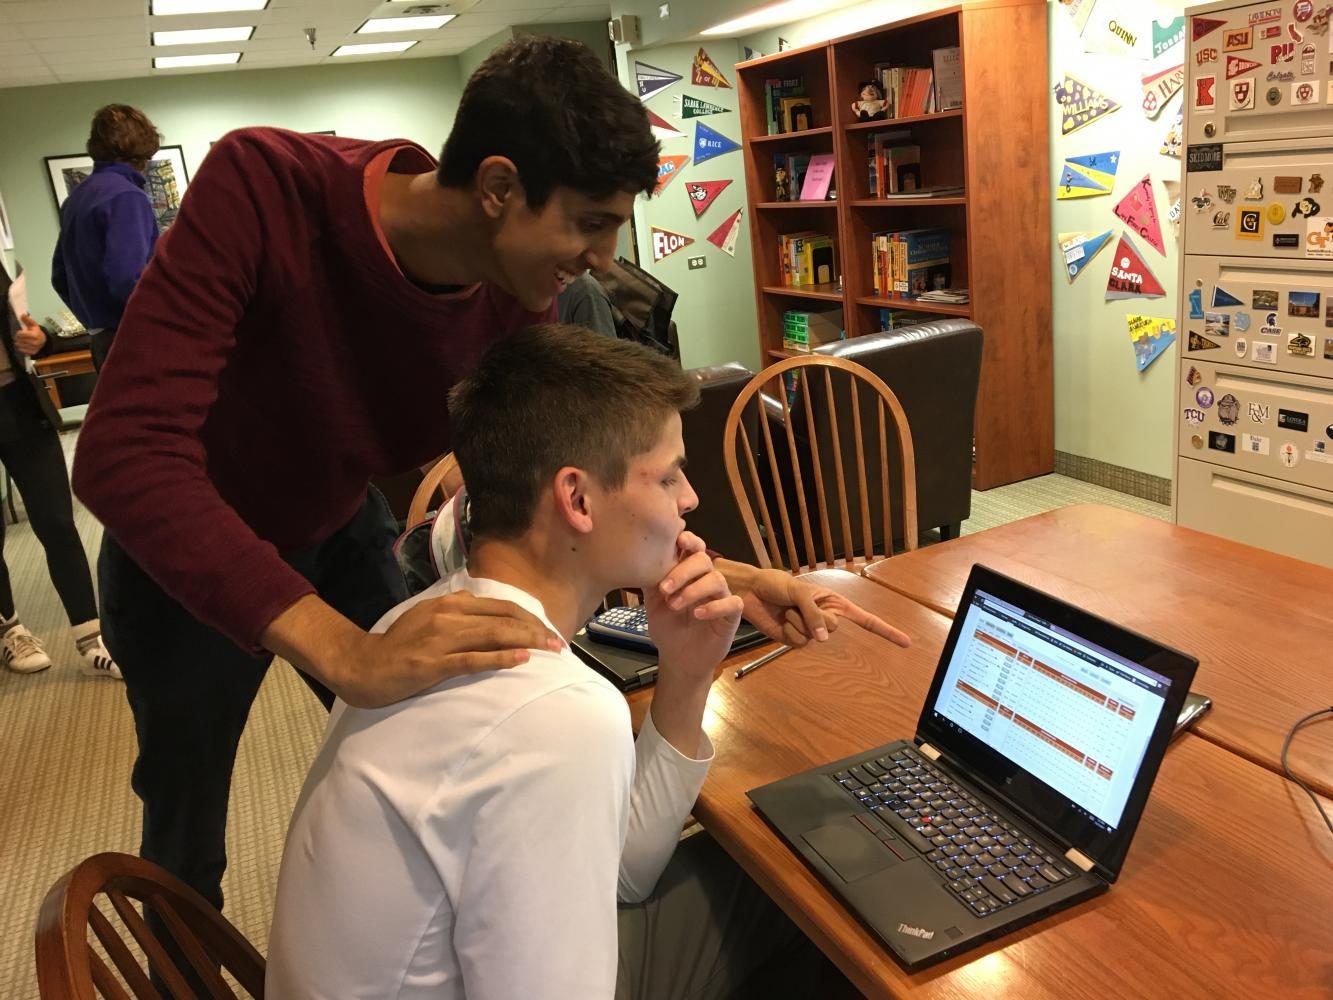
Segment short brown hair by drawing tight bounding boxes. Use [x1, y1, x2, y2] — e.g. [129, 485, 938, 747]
[86, 105, 161, 164]
[449, 325, 698, 540]
[438, 36, 659, 207]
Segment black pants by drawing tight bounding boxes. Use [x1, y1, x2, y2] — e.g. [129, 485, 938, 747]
[0, 383, 97, 624]
[98, 488, 408, 916]
[89, 327, 115, 372]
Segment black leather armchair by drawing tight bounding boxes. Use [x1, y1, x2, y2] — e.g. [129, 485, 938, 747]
[679, 361, 760, 561]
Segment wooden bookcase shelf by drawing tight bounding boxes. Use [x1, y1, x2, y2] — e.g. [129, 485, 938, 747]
[736, 1, 1052, 489]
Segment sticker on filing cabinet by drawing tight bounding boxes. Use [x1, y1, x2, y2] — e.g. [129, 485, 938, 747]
[1187, 144, 1223, 172]
[1295, 0, 1314, 23]
[1186, 365, 1202, 385]
[1252, 288, 1279, 309]
[1279, 408, 1310, 432]
[1189, 331, 1221, 351]
[1308, 441, 1333, 463]
[1268, 68, 1296, 80]
[1183, 407, 1206, 426]
[1237, 207, 1264, 238]
[1266, 85, 1284, 105]
[1292, 80, 1321, 103]
[1307, 216, 1333, 259]
[1195, 386, 1215, 408]
[1224, 27, 1253, 51]
[1212, 210, 1231, 229]
[1325, 337, 1333, 359]
[1192, 190, 1214, 212]
[1189, 285, 1205, 318]
[1217, 184, 1238, 202]
[1289, 291, 1321, 317]
[1191, 434, 1205, 449]
[1245, 178, 1265, 200]
[1249, 7, 1282, 26]
[1261, 312, 1283, 335]
[1253, 341, 1278, 363]
[1196, 75, 1218, 108]
[1209, 431, 1237, 453]
[1195, 17, 1226, 41]
[1268, 203, 1288, 224]
[1212, 285, 1243, 308]
[1279, 442, 1300, 467]
[1242, 432, 1271, 455]
[1271, 41, 1296, 63]
[1230, 78, 1255, 110]
[1236, 336, 1249, 356]
[1217, 393, 1240, 425]
[1248, 402, 1270, 422]
[1301, 42, 1317, 73]
[1228, 54, 1263, 78]
[1275, 176, 1304, 195]
[1311, 174, 1326, 193]
[1288, 331, 1315, 355]
[1204, 312, 1231, 338]
[1293, 197, 1323, 218]
[1274, 233, 1300, 247]
[1234, 311, 1252, 333]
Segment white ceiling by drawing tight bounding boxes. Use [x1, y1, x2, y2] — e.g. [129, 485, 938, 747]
[0, 0, 613, 88]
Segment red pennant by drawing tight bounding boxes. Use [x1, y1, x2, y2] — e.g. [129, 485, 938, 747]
[645, 109, 683, 139]
[684, 179, 732, 218]
[1106, 234, 1166, 299]
[1193, 16, 1226, 42]
[1113, 175, 1165, 256]
[706, 208, 743, 256]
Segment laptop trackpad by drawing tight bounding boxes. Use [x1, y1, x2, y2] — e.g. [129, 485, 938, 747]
[802, 818, 897, 883]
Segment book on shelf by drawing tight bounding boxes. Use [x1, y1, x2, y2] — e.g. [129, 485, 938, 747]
[865, 128, 912, 198]
[872, 63, 935, 119]
[779, 231, 837, 286]
[870, 227, 951, 298]
[779, 96, 814, 133]
[783, 307, 845, 353]
[917, 288, 969, 304]
[798, 153, 836, 200]
[878, 307, 956, 331]
[763, 76, 806, 135]
[931, 47, 963, 112]
[878, 185, 964, 199]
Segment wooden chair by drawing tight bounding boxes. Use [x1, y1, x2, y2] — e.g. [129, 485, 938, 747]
[722, 355, 918, 574]
[407, 452, 461, 527]
[35, 852, 265, 999]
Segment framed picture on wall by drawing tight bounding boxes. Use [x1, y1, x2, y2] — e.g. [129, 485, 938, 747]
[43, 144, 190, 231]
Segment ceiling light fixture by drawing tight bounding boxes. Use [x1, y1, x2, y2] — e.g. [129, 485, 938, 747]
[154, 52, 243, 68]
[357, 14, 454, 33]
[332, 41, 418, 56]
[151, 0, 268, 14]
[700, 0, 840, 36]
[152, 26, 255, 46]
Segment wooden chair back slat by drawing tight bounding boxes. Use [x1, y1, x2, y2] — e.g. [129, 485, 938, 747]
[777, 376, 817, 571]
[722, 356, 918, 572]
[407, 452, 461, 527]
[36, 853, 266, 1000]
[88, 905, 158, 999]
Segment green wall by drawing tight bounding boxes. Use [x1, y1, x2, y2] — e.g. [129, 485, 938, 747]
[0, 56, 463, 322]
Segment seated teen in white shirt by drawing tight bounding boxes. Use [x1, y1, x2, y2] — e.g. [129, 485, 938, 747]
[267, 325, 815, 999]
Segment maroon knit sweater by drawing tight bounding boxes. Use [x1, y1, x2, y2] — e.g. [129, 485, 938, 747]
[73, 128, 553, 649]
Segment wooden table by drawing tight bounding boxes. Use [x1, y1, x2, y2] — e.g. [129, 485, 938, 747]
[665, 570, 1332, 999]
[862, 504, 1333, 799]
[32, 348, 94, 410]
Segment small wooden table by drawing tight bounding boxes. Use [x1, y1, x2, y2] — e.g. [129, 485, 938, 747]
[862, 504, 1333, 798]
[665, 570, 1333, 999]
[32, 348, 95, 410]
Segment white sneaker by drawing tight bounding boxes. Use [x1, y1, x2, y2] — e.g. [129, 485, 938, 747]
[3, 625, 52, 673]
[79, 634, 123, 680]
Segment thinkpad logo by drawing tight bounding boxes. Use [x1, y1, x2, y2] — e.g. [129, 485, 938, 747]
[897, 923, 935, 940]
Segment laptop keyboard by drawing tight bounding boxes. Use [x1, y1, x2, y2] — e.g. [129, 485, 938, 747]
[832, 746, 1078, 917]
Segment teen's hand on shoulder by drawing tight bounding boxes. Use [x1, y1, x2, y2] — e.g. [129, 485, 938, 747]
[325, 593, 561, 708]
[646, 532, 743, 685]
[713, 559, 911, 649]
[15, 314, 46, 356]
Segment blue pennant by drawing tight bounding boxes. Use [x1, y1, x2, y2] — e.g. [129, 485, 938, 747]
[1211, 285, 1243, 308]
[694, 122, 740, 164]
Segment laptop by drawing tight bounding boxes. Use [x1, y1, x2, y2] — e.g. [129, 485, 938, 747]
[748, 564, 1198, 970]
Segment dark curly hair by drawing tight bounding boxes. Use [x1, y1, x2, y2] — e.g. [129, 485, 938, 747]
[86, 105, 161, 165]
[438, 37, 660, 207]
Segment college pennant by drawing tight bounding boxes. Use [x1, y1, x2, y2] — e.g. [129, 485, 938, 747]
[654, 154, 689, 194]
[651, 226, 694, 262]
[693, 122, 740, 164]
[1057, 150, 1119, 199]
[635, 61, 682, 100]
[1105, 233, 1167, 300]
[1054, 73, 1121, 135]
[1141, 63, 1184, 119]
[706, 208, 744, 256]
[1128, 315, 1177, 372]
[684, 179, 732, 218]
[1058, 230, 1114, 283]
[691, 48, 732, 88]
[678, 94, 727, 119]
[1113, 175, 1165, 255]
[1193, 16, 1226, 42]
[645, 109, 684, 140]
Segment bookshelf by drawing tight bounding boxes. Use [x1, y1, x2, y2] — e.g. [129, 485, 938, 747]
[736, 1, 1051, 489]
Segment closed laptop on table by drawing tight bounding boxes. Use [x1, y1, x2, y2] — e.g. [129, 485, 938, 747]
[748, 564, 1198, 970]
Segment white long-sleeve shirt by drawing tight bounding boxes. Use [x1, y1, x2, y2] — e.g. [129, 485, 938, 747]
[266, 564, 712, 999]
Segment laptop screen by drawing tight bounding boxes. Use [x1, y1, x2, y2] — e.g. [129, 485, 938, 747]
[933, 589, 1170, 832]
[917, 565, 1197, 880]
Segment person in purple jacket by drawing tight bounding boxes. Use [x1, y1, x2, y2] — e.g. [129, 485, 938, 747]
[52, 104, 161, 370]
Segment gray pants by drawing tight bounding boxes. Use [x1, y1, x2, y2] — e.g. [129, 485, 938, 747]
[616, 831, 825, 1000]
